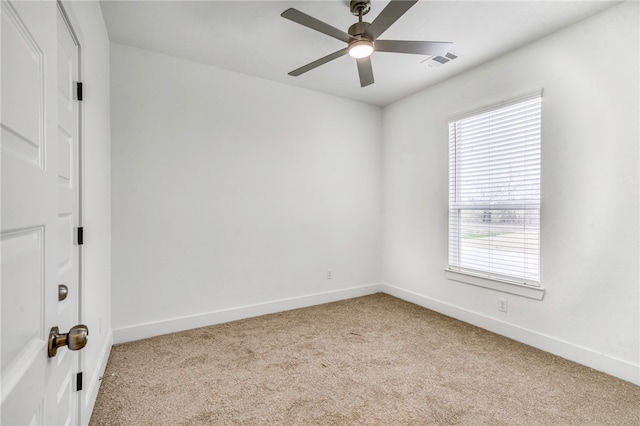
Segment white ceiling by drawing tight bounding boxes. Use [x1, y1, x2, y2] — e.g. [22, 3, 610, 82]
[100, 0, 620, 107]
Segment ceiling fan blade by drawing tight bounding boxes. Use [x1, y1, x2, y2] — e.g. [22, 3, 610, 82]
[288, 47, 349, 77]
[375, 40, 452, 56]
[281, 8, 355, 44]
[356, 57, 374, 87]
[365, 0, 418, 40]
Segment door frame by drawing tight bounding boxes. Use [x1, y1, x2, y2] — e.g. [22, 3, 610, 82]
[57, 1, 87, 423]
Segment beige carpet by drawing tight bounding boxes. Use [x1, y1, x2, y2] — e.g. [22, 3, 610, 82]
[90, 294, 639, 425]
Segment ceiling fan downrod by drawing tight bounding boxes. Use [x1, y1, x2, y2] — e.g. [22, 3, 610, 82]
[349, 0, 372, 36]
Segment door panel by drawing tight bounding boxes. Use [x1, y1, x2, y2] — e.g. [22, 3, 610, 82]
[1, 228, 44, 367]
[1, 1, 81, 424]
[0, 0, 45, 169]
[1, 2, 54, 423]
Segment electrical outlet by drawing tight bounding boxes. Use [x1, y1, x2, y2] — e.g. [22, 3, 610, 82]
[499, 298, 508, 313]
[327, 269, 333, 280]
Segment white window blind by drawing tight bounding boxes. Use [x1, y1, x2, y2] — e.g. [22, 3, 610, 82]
[448, 92, 541, 285]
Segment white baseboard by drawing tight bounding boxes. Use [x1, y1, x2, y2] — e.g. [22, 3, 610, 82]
[82, 331, 113, 426]
[110, 282, 638, 385]
[381, 283, 640, 386]
[113, 284, 384, 345]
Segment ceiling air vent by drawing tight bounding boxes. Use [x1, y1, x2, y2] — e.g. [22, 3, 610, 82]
[423, 51, 460, 68]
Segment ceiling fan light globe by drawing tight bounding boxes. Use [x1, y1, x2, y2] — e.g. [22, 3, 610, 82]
[348, 40, 374, 58]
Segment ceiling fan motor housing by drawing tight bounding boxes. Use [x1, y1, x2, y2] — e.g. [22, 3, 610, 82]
[348, 21, 371, 37]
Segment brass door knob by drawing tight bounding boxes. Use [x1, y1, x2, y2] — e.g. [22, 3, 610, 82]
[48, 324, 89, 357]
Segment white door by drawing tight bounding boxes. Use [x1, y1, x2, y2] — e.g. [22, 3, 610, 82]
[1, 1, 83, 424]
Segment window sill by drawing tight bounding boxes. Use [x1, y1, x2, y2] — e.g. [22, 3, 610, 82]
[445, 269, 545, 300]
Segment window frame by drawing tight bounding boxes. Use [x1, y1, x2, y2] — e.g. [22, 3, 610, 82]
[445, 91, 545, 300]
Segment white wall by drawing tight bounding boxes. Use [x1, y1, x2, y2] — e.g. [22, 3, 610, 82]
[63, 1, 112, 423]
[382, 1, 639, 384]
[110, 44, 383, 341]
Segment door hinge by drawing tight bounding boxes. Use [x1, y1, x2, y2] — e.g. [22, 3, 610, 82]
[76, 82, 83, 101]
[76, 372, 83, 391]
[76, 227, 84, 245]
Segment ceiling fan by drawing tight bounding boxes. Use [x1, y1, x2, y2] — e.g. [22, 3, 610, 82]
[281, 0, 453, 87]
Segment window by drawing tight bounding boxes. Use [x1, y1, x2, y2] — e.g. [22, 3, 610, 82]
[448, 92, 541, 287]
